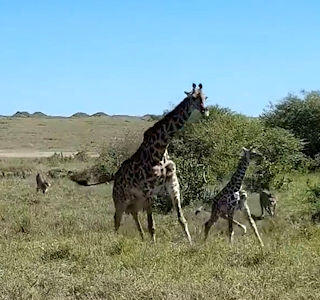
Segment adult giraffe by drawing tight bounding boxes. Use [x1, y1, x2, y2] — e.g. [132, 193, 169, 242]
[112, 83, 208, 244]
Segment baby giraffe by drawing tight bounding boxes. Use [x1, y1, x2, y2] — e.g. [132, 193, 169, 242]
[204, 148, 264, 247]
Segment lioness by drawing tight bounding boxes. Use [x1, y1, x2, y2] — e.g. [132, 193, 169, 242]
[36, 173, 51, 194]
[259, 189, 277, 217]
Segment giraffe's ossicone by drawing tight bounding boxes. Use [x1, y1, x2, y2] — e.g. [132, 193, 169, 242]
[113, 83, 208, 244]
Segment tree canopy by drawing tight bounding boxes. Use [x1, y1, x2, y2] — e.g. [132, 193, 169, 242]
[261, 91, 320, 157]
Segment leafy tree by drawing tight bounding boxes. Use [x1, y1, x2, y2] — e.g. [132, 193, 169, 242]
[261, 91, 320, 157]
[169, 106, 307, 205]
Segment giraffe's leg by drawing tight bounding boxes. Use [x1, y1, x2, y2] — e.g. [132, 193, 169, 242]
[228, 212, 235, 244]
[260, 199, 265, 218]
[146, 207, 156, 242]
[222, 215, 247, 234]
[265, 205, 272, 216]
[273, 202, 277, 217]
[243, 200, 264, 247]
[204, 209, 219, 240]
[114, 209, 124, 233]
[132, 212, 144, 240]
[165, 161, 192, 244]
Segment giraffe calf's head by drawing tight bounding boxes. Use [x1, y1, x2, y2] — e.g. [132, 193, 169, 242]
[185, 83, 209, 116]
[242, 147, 263, 161]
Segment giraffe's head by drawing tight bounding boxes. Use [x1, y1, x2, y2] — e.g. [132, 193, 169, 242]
[242, 147, 263, 161]
[185, 83, 209, 116]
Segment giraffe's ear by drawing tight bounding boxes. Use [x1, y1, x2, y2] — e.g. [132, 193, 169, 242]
[185, 83, 196, 96]
[198, 83, 203, 89]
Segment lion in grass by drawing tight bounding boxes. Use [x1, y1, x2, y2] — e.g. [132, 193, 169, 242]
[36, 173, 51, 194]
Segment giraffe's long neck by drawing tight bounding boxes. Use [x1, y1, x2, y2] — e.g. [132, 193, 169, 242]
[143, 97, 194, 162]
[161, 97, 194, 139]
[227, 156, 250, 193]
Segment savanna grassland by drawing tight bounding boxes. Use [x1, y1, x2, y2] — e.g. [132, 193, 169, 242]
[0, 112, 320, 299]
[0, 116, 151, 156]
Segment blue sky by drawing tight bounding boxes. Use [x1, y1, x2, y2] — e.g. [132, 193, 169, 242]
[0, 1, 319, 116]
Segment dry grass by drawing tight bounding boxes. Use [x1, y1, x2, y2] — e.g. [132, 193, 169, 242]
[0, 158, 320, 299]
[0, 116, 151, 153]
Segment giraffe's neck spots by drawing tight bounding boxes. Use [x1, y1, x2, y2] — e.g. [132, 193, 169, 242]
[227, 156, 250, 192]
[142, 97, 194, 162]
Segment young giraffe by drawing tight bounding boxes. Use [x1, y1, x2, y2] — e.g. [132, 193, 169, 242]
[112, 84, 208, 244]
[204, 148, 264, 247]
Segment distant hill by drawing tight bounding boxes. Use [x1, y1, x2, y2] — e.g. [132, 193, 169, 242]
[141, 114, 162, 121]
[12, 111, 31, 118]
[5, 111, 157, 120]
[32, 112, 48, 118]
[71, 112, 90, 118]
[91, 112, 109, 117]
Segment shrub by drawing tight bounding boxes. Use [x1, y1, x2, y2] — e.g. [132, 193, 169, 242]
[46, 152, 72, 165]
[152, 186, 173, 214]
[261, 91, 320, 158]
[168, 106, 307, 205]
[97, 130, 143, 174]
[73, 150, 89, 162]
[71, 130, 144, 186]
[306, 182, 320, 214]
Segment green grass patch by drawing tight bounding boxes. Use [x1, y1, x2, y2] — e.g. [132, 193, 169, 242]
[0, 162, 320, 299]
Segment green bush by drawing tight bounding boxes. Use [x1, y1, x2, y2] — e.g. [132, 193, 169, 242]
[97, 130, 143, 175]
[168, 106, 307, 205]
[261, 91, 320, 157]
[152, 186, 173, 214]
[306, 182, 320, 213]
